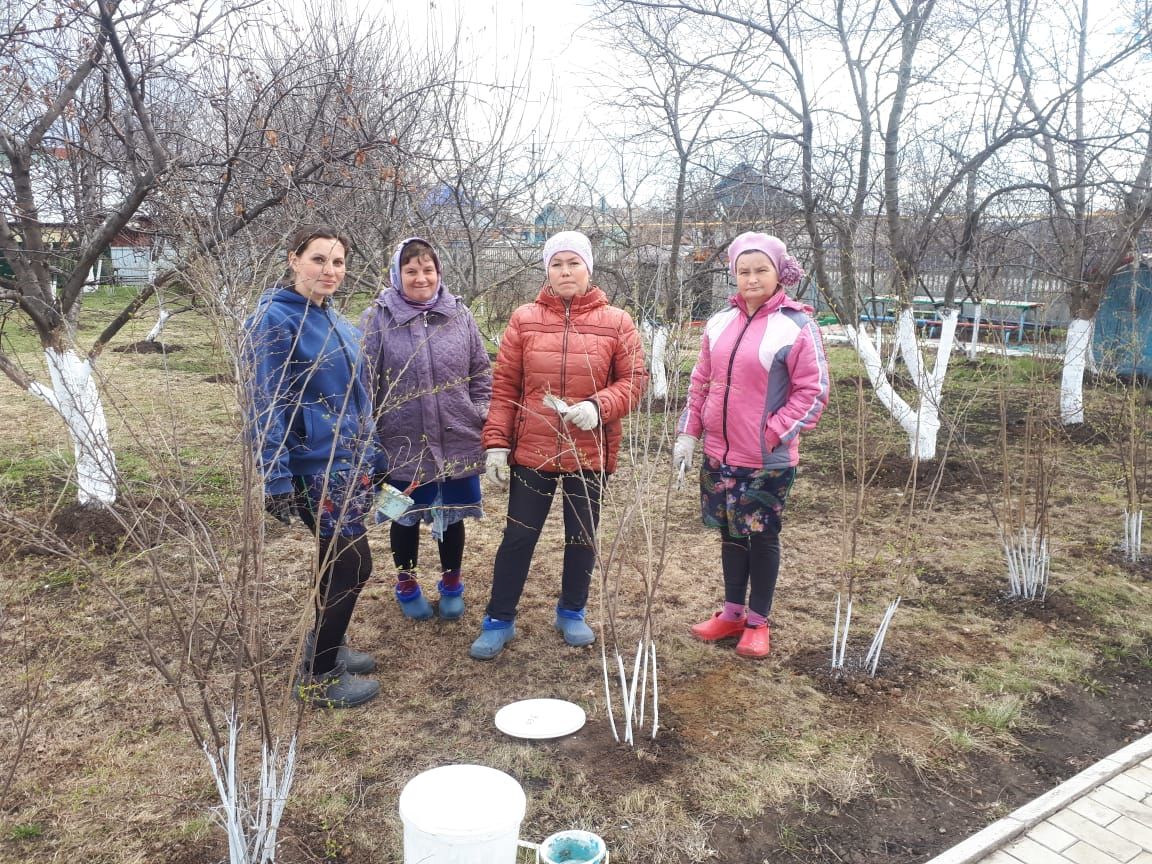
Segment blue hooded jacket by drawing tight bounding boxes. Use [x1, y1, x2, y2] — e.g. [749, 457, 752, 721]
[244, 286, 386, 495]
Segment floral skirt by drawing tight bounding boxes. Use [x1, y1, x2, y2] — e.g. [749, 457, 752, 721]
[700, 456, 796, 538]
[378, 475, 483, 541]
[292, 470, 375, 539]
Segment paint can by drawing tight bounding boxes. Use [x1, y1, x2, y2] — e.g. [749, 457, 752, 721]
[399, 764, 526, 864]
[374, 483, 414, 521]
[537, 830, 608, 864]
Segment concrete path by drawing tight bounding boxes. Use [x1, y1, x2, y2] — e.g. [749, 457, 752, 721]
[924, 732, 1152, 864]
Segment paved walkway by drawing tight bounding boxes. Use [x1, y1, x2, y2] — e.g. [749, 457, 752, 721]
[925, 732, 1152, 864]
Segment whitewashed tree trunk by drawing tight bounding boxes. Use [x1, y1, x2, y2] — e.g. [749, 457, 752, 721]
[649, 324, 668, 400]
[28, 348, 118, 506]
[1122, 509, 1143, 562]
[967, 303, 983, 361]
[1085, 318, 1098, 374]
[1060, 318, 1093, 425]
[146, 309, 172, 343]
[844, 308, 958, 461]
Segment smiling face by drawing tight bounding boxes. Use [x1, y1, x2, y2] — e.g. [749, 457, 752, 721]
[289, 236, 347, 305]
[734, 250, 780, 313]
[400, 253, 440, 303]
[548, 252, 591, 300]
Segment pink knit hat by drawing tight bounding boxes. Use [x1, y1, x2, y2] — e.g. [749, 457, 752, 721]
[727, 232, 804, 287]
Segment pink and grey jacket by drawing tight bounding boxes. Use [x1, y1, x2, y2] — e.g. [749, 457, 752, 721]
[678, 290, 829, 469]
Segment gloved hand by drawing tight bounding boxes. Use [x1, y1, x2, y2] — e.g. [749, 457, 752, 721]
[372, 471, 391, 492]
[564, 400, 600, 431]
[485, 448, 510, 491]
[672, 434, 697, 472]
[264, 492, 294, 526]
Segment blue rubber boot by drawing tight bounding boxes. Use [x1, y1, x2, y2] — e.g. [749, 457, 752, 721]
[395, 583, 433, 621]
[469, 616, 516, 660]
[437, 578, 465, 621]
[554, 606, 595, 647]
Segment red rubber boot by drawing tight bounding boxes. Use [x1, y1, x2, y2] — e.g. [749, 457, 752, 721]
[735, 625, 771, 658]
[690, 612, 747, 642]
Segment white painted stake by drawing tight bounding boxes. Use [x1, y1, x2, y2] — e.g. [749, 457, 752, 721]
[616, 651, 632, 746]
[638, 638, 649, 730]
[865, 598, 901, 677]
[649, 643, 659, 739]
[601, 643, 620, 743]
[839, 600, 853, 668]
[625, 640, 644, 745]
[832, 593, 843, 669]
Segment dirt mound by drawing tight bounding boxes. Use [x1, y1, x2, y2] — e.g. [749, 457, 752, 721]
[47, 502, 126, 555]
[112, 340, 183, 354]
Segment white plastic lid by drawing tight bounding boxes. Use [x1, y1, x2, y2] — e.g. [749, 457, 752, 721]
[399, 764, 526, 837]
[495, 699, 586, 740]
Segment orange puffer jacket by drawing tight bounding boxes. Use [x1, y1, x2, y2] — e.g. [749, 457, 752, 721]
[482, 285, 649, 473]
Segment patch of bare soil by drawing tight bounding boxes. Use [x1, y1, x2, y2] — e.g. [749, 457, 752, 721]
[807, 453, 976, 490]
[707, 646, 1152, 864]
[1106, 550, 1152, 581]
[46, 502, 126, 556]
[112, 340, 183, 354]
[786, 648, 923, 702]
[203, 372, 235, 384]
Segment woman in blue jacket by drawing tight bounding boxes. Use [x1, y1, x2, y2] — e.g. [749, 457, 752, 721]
[245, 226, 387, 709]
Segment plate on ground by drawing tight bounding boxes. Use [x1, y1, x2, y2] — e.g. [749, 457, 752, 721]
[495, 698, 586, 739]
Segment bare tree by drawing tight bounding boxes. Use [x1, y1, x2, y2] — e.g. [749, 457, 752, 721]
[0, 0, 252, 506]
[1006, 0, 1152, 425]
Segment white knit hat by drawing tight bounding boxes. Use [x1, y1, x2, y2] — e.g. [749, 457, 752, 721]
[542, 231, 593, 275]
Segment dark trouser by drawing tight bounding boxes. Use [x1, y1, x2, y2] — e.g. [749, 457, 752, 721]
[721, 528, 781, 617]
[389, 520, 465, 572]
[298, 511, 373, 677]
[485, 466, 603, 621]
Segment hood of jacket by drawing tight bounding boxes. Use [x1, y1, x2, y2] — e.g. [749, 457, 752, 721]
[372, 278, 461, 325]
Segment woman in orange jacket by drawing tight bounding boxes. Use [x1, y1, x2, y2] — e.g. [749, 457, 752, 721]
[470, 231, 649, 660]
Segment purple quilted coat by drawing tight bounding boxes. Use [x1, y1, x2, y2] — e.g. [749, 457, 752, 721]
[360, 286, 492, 486]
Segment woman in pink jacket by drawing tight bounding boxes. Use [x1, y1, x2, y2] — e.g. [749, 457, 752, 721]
[673, 232, 829, 658]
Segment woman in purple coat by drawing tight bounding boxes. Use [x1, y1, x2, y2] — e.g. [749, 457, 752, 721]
[360, 238, 492, 621]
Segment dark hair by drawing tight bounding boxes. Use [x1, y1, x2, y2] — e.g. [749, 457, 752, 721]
[398, 239, 439, 271]
[287, 226, 350, 258]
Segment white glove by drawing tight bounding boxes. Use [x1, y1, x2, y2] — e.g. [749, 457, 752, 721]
[564, 400, 600, 431]
[485, 448, 510, 490]
[672, 434, 697, 471]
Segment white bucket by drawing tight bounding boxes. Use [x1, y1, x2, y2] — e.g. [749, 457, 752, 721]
[538, 830, 608, 864]
[375, 483, 415, 521]
[399, 764, 526, 864]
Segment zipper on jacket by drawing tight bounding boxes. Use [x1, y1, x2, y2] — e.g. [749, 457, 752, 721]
[326, 305, 368, 440]
[720, 310, 757, 465]
[557, 302, 571, 469]
[421, 310, 449, 476]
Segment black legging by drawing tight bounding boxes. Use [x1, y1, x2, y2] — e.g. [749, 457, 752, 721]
[297, 505, 373, 677]
[485, 466, 603, 621]
[389, 520, 465, 572]
[721, 528, 781, 617]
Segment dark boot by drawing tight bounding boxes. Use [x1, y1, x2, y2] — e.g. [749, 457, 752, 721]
[293, 662, 379, 709]
[302, 631, 377, 675]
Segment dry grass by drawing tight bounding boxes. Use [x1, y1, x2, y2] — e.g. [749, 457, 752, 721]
[2, 304, 1151, 863]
